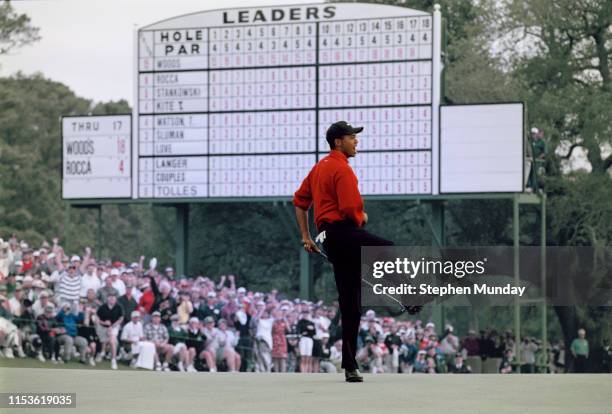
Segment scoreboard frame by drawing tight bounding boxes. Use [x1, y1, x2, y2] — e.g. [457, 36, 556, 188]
[438, 101, 526, 195]
[61, 114, 133, 200]
[62, 3, 527, 204]
[131, 2, 443, 202]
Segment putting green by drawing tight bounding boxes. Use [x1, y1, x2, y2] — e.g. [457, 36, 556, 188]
[1, 368, 610, 414]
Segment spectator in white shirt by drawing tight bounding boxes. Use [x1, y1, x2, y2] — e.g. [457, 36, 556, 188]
[110, 269, 126, 296]
[216, 318, 241, 372]
[32, 291, 52, 318]
[440, 328, 460, 364]
[202, 316, 220, 372]
[121, 310, 145, 367]
[330, 339, 343, 371]
[252, 304, 273, 373]
[80, 263, 101, 298]
[8, 285, 24, 317]
[313, 306, 331, 338]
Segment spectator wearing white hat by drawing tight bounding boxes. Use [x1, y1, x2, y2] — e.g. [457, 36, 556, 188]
[111, 269, 126, 296]
[121, 310, 145, 368]
[236, 286, 248, 307]
[413, 349, 428, 373]
[184, 317, 207, 372]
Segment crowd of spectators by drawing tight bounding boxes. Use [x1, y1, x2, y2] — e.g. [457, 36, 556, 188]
[0, 235, 599, 373]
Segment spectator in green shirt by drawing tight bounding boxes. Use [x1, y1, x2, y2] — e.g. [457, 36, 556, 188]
[571, 328, 589, 373]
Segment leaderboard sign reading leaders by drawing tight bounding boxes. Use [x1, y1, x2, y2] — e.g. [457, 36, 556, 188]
[135, 2, 440, 199]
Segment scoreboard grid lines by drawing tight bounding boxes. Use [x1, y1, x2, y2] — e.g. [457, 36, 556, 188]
[207, 26, 211, 201]
[137, 8, 435, 199]
[137, 58, 432, 75]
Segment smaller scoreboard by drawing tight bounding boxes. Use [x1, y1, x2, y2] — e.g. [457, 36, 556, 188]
[62, 115, 132, 199]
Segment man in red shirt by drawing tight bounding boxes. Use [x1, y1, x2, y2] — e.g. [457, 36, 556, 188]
[293, 121, 395, 382]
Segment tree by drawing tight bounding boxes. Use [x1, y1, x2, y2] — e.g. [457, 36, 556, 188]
[496, 0, 612, 371]
[500, 0, 611, 175]
[0, 0, 40, 58]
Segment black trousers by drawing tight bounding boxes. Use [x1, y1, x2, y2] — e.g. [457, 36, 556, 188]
[574, 355, 588, 373]
[319, 220, 393, 371]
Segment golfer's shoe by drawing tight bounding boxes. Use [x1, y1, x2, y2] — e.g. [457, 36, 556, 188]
[345, 369, 364, 383]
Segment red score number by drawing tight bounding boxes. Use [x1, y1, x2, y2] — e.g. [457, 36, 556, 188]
[117, 137, 126, 154]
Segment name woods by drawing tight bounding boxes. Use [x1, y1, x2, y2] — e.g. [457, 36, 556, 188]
[371, 283, 526, 298]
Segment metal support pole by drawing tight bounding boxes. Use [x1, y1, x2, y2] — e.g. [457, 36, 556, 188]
[513, 196, 521, 372]
[175, 204, 189, 277]
[300, 249, 313, 301]
[430, 201, 445, 248]
[64, 203, 71, 250]
[540, 194, 547, 368]
[423, 201, 446, 329]
[96, 206, 103, 259]
[430, 201, 445, 330]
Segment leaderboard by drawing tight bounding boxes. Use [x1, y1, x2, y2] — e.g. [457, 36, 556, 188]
[136, 3, 436, 199]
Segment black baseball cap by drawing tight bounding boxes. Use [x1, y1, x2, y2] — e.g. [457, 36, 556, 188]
[326, 121, 364, 147]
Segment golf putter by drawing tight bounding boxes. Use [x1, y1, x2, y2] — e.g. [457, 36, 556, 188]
[313, 231, 421, 315]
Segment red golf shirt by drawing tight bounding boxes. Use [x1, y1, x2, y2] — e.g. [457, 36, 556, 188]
[293, 150, 365, 228]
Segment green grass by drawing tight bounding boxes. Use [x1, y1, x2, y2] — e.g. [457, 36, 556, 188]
[0, 356, 135, 371]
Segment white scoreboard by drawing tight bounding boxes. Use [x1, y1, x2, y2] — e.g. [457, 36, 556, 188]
[135, 3, 441, 199]
[440, 103, 524, 193]
[62, 115, 131, 199]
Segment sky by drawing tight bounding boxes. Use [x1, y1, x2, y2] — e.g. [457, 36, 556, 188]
[1, 0, 600, 172]
[1, 0, 321, 104]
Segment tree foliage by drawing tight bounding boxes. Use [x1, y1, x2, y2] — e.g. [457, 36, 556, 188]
[0, 0, 610, 368]
[0, 0, 40, 57]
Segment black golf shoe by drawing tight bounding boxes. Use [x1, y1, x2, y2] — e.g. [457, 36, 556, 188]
[345, 369, 364, 382]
